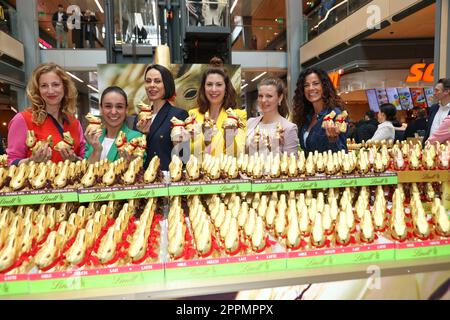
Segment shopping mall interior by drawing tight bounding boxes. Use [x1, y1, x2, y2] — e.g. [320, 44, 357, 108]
[0, 0, 449, 300]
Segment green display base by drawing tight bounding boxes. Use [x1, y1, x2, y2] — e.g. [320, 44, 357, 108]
[287, 243, 396, 270]
[165, 253, 286, 282]
[395, 240, 450, 260]
[331, 245, 395, 266]
[0, 275, 29, 296]
[252, 173, 397, 193]
[0, 188, 78, 206]
[252, 178, 329, 192]
[78, 184, 168, 202]
[168, 180, 252, 196]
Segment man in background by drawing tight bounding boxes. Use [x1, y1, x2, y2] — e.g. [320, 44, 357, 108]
[52, 4, 68, 48]
[424, 78, 450, 142]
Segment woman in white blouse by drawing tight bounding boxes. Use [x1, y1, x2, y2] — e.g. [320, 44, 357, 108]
[246, 77, 299, 155]
[369, 103, 397, 142]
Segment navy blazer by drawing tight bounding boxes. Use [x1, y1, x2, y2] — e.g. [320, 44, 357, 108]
[423, 103, 450, 142]
[134, 102, 188, 170]
[298, 107, 348, 154]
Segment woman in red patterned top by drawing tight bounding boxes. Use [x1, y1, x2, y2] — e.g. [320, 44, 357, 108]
[7, 63, 86, 165]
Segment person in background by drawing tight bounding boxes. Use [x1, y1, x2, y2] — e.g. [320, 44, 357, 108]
[52, 4, 68, 48]
[403, 107, 428, 139]
[135, 64, 188, 170]
[423, 78, 450, 142]
[369, 103, 397, 142]
[85, 86, 145, 164]
[83, 9, 97, 48]
[7, 63, 85, 165]
[427, 115, 450, 144]
[189, 57, 246, 158]
[292, 67, 348, 153]
[246, 77, 299, 156]
[354, 111, 378, 143]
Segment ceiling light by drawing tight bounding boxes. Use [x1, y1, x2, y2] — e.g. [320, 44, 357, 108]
[251, 72, 267, 82]
[274, 32, 278, 36]
[2, 122, 6, 126]
[95, 0, 104, 14]
[67, 71, 84, 83]
[241, 83, 248, 90]
[87, 85, 98, 92]
[230, 0, 239, 13]
[11, 107, 18, 113]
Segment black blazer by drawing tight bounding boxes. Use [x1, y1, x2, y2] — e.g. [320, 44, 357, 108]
[423, 103, 450, 142]
[52, 11, 68, 31]
[135, 102, 188, 170]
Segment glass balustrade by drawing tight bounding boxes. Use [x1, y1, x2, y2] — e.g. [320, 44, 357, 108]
[303, 0, 373, 44]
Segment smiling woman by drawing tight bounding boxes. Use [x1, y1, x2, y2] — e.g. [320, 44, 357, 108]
[84, 86, 145, 163]
[7, 63, 86, 165]
[292, 67, 348, 153]
[188, 57, 247, 158]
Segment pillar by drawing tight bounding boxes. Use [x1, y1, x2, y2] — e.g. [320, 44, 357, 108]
[286, 0, 303, 103]
[16, 0, 40, 86]
[434, 0, 450, 79]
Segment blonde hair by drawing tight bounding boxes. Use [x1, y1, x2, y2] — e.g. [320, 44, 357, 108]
[26, 63, 78, 125]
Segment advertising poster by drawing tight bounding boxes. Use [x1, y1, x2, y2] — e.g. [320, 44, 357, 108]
[97, 64, 242, 114]
[397, 88, 414, 110]
[375, 88, 389, 105]
[424, 87, 434, 107]
[366, 89, 379, 112]
[386, 88, 402, 110]
[410, 88, 427, 108]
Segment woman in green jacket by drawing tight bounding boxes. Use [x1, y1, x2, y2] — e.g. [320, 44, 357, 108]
[85, 86, 145, 163]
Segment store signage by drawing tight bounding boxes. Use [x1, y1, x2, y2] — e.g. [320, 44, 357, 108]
[328, 69, 344, 89]
[406, 63, 434, 83]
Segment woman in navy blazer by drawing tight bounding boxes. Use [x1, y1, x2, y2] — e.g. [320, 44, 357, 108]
[135, 64, 188, 170]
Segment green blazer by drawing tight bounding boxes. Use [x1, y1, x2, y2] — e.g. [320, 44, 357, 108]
[84, 123, 146, 162]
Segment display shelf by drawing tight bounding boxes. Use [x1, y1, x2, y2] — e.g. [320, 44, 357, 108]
[3, 256, 448, 300]
[168, 179, 252, 196]
[0, 188, 78, 206]
[252, 172, 397, 192]
[0, 263, 165, 296]
[286, 243, 396, 270]
[78, 184, 168, 202]
[397, 170, 450, 183]
[164, 252, 286, 281]
[395, 239, 450, 260]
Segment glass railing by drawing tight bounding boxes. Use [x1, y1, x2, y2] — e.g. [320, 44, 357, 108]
[0, 0, 19, 40]
[303, 0, 373, 43]
[185, 0, 230, 29]
[113, 0, 160, 46]
[231, 24, 286, 51]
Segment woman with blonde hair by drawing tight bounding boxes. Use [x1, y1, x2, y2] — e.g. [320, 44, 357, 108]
[246, 77, 299, 155]
[7, 62, 85, 165]
[188, 57, 246, 157]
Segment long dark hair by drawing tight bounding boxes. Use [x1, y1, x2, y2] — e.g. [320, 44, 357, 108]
[196, 58, 238, 114]
[257, 77, 289, 118]
[144, 64, 175, 100]
[292, 67, 344, 128]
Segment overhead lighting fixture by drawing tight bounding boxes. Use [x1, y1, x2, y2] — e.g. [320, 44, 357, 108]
[95, 0, 104, 13]
[2, 122, 6, 126]
[67, 71, 84, 83]
[11, 107, 18, 113]
[251, 72, 267, 82]
[230, 0, 239, 13]
[87, 85, 98, 92]
[241, 83, 248, 90]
